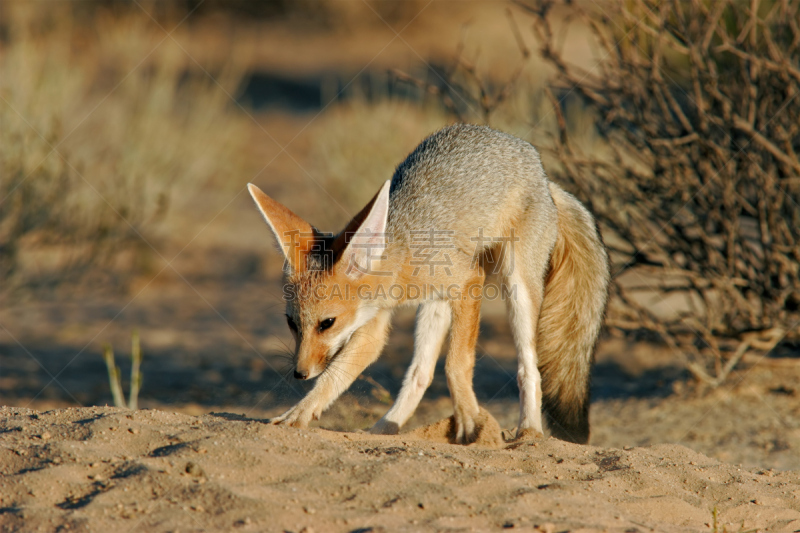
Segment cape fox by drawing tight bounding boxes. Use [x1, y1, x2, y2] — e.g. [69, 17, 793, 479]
[248, 124, 609, 444]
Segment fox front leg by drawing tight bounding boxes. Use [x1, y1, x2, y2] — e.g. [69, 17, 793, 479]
[370, 301, 451, 435]
[269, 310, 392, 428]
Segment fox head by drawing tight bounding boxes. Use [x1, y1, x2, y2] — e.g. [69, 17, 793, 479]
[247, 181, 391, 380]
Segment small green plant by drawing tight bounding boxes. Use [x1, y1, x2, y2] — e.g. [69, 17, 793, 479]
[102, 330, 143, 409]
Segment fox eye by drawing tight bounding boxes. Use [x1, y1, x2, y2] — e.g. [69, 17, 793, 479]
[318, 318, 335, 332]
[286, 315, 298, 332]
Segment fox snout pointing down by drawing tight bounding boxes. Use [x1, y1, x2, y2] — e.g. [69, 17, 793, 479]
[248, 124, 609, 443]
[248, 179, 391, 386]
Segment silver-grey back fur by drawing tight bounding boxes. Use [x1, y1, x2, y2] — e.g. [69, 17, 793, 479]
[387, 124, 555, 256]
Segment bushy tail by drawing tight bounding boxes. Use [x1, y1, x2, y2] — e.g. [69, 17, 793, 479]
[537, 183, 609, 444]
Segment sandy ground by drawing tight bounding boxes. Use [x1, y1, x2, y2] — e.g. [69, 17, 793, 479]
[4, 6, 800, 529]
[2, 406, 800, 533]
[0, 408, 800, 531]
[2, 287, 800, 532]
[3, 156, 800, 531]
[5, 3, 800, 532]
[3, 164, 800, 531]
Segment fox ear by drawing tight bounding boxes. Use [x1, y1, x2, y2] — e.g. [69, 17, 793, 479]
[248, 183, 316, 272]
[335, 180, 391, 279]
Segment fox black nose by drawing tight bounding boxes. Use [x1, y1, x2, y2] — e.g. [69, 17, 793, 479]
[293, 369, 308, 380]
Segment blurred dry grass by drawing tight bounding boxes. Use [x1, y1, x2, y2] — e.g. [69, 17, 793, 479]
[307, 98, 450, 217]
[0, 3, 253, 294]
[1, 0, 549, 292]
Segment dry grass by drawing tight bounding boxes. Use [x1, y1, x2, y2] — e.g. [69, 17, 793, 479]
[0, 3, 253, 294]
[306, 98, 451, 223]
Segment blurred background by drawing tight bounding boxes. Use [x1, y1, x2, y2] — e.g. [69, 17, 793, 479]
[1, 0, 799, 470]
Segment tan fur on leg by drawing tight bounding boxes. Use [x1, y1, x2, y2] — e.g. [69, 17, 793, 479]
[445, 273, 484, 444]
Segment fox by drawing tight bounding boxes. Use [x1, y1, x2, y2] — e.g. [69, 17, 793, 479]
[247, 124, 609, 444]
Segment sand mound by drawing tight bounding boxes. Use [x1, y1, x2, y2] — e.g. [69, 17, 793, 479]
[406, 407, 505, 448]
[1, 406, 799, 532]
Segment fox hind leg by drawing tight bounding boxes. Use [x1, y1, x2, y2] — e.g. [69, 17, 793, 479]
[445, 273, 484, 444]
[503, 224, 556, 439]
[370, 301, 451, 434]
[506, 269, 545, 438]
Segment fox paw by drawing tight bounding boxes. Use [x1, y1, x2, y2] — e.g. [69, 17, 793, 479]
[514, 427, 544, 442]
[369, 419, 400, 435]
[453, 407, 479, 444]
[269, 404, 318, 428]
